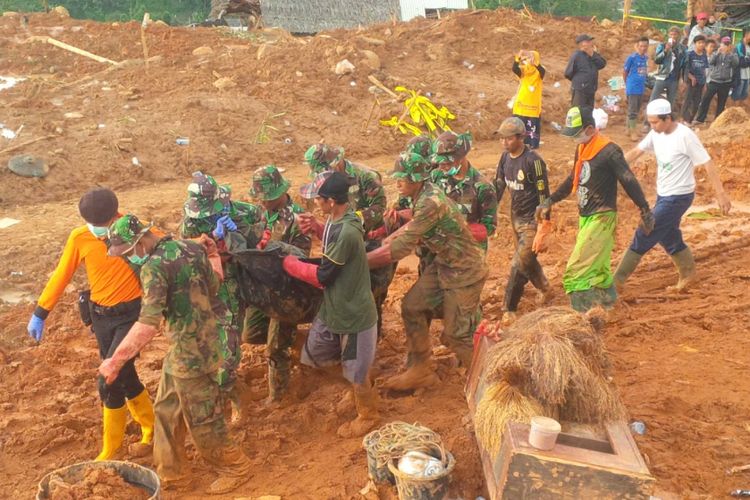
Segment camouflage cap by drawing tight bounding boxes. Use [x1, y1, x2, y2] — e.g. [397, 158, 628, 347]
[304, 144, 345, 174]
[404, 134, 433, 159]
[250, 164, 290, 201]
[107, 214, 152, 256]
[391, 152, 430, 182]
[184, 171, 227, 219]
[430, 131, 472, 165]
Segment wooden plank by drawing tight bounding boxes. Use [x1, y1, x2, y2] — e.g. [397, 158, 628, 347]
[45, 37, 118, 65]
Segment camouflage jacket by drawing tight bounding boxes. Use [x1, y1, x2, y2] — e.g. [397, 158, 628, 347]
[430, 164, 498, 241]
[261, 194, 311, 255]
[180, 200, 262, 255]
[344, 160, 387, 233]
[137, 237, 222, 378]
[390, 181, 488, 289]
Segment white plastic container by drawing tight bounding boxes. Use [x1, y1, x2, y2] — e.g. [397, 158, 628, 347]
[528, 416, 561, 451]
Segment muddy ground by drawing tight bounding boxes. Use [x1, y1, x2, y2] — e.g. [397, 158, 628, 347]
[1, 7, 750, 500]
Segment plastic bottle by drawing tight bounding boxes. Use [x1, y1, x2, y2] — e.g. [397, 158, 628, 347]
[630, 421, 646, 435]
[176, 137, 190, 146]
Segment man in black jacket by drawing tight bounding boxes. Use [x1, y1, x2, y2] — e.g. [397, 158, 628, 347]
[565, 34, 607, 108]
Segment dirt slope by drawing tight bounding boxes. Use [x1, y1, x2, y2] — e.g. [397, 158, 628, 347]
[1, 7, 750, 500]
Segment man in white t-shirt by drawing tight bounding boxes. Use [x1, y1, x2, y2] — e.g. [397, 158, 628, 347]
[614, 98, 731, 291]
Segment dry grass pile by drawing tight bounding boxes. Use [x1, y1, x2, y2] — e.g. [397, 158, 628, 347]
[474, 381, 544, 456]
[474, 307, 625, 454]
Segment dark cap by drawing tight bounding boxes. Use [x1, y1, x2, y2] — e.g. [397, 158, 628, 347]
[561, 106, 596, 137]
[318, 171, 352, 203]
[79, 188, 118, 225]
[575, 34, 594, 44]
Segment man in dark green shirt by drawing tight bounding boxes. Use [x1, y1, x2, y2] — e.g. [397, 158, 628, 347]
[283, 171, 379, 439]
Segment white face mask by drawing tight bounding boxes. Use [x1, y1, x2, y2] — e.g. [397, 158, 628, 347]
[87, 223, 109, 238]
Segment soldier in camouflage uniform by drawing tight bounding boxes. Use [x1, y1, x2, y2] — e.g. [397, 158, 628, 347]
[389, 135, 438, 274]
[98, 215, 252, 495]
[429, 131, 499, 251]
[249, 165, 311, 401]
[303, 144, 393, 337]
[179, 172, 262, 416]
[367, 153, 488, 391]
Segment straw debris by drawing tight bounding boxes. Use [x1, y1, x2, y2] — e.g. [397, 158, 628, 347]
[474, 307, 624, 454]
[474, 381, 544, 456]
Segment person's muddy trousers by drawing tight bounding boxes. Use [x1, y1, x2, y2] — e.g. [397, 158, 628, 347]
[215, 273, 244, 405]
[366, 239, 396, 337]
[400, 262, 485, 368]
[152, 370, 251, 482]
[504, 221, 549, 313]
[267, 319, 297, 400]
[91, 298, 145, 409]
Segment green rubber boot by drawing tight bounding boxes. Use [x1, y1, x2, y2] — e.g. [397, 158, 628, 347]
[613, 249, 644, 292]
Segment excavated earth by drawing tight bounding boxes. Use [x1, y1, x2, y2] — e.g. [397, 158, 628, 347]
[1, 8, 750, 499]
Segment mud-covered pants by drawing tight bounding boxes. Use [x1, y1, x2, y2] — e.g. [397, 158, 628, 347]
[504, 221, 549, 312]
[400, 262, 485, 367]
[152, 370, 251, 481]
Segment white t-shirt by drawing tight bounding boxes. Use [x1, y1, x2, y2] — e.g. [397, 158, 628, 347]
[638, 123, 711, 197]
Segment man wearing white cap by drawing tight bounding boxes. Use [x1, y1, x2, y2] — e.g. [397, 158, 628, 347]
[614, 98, 732, 292]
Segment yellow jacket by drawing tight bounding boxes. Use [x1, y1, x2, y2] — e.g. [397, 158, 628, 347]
[512, 51, 544, 118]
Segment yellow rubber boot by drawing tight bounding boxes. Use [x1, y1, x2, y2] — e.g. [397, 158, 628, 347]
[126, 389, 155, 444]
[95, 405, 128, 461]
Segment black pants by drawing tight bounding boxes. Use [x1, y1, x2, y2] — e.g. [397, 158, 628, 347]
[571, 89, 595, 108]
[682, 82, 704, 123]
[504, 221, 549, 312]
[696, 81, 732, 123]
[91, 298, 144, 408]
[514, 114, 541, 149]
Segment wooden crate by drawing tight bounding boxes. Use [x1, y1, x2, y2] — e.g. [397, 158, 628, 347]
[466, 336, 655, 499]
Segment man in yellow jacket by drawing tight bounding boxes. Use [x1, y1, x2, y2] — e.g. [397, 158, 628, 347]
[512, 50, 545, 149]
[27, 188, 154, 460]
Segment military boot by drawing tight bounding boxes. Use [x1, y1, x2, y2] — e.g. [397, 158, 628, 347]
[613, 249, 644, 293]
[668, 247, 697, 291]
[337, 383, 379, 438]
[383, 360, 438, 391]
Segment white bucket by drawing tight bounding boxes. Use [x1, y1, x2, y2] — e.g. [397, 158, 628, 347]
[528, 416, 561, 451]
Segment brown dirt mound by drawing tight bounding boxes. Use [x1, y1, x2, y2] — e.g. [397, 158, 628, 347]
[48, 466, 150, 500]
[0, 9, 644, 209]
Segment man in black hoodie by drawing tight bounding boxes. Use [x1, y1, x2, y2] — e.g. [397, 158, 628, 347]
[565, 34, 607, 108]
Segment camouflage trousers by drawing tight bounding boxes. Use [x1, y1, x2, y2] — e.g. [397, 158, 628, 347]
[215, 278, 243, 404]
[504, 221, 549, 312]
[366, 239, 396, 337]
[152, 370, 251, 482]
[266, 319, 297, 400]
[401, 263, 485, 368]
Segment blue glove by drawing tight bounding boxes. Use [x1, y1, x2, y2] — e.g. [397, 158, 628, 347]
[213, 215, 237, 240]
[27, 314, 45, 342]
[220, 215, 237, 232]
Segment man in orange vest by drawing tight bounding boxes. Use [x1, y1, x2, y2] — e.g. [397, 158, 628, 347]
[27, 188, 154, 460]
[536, 107, 654, 312]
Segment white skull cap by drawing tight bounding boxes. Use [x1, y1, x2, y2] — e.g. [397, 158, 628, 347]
[647, 98, 671, 116]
